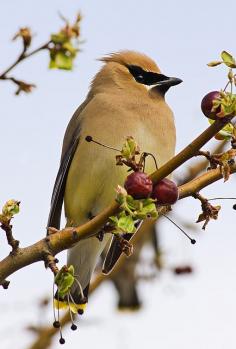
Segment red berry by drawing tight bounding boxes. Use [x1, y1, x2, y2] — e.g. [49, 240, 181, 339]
[201, 91, 221, 120]
[124, 172, 153, 199]
[152, 178, 179, 205]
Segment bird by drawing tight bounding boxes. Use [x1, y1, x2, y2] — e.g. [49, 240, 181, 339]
[47, 50, 182, 313]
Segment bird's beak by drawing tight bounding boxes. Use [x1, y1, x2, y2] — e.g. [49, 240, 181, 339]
[149, 75, 182, 93]
[155, 76, 183, 87]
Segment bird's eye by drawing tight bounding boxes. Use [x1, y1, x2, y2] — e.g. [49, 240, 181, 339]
[135, 74, 144, 82]
[127, 65, 146, 83]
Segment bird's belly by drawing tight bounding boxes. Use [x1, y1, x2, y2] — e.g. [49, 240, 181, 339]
[64, 119, 175, 226]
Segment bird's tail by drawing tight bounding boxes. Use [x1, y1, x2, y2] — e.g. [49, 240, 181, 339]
[54, 284, 89, 314]
[54, 235, 110, 313]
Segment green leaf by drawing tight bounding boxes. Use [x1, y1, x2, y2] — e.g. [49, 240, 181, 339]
[109, 216, 119, 225]
[117, 214, 135, 233]
[207, 61, 222, 67]
[57, 273, 74, 298]
[55, 265, 75, 299]
[141, 198, 156, 205]
[49, 51, 73, 70]
[221, 51, 236, 68]
[210, 91, 236, 118]
[2, 199, 20, 218]
[51, 33, 68, 44]
[141, 202, 158, 216]
[228, 69, 234, 81]
[62, 41, 77, 56]
[49, 59, 57, 69]
[121, 137, 139, 159]
[126, 195, 139, 210]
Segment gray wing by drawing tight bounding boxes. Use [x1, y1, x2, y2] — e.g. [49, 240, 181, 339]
[102, 221, 143, 274]
[47, 98, 91, 231]
[47, 124, 81, 230]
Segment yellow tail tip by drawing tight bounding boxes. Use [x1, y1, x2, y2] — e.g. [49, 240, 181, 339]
[54, 299, 87, 314]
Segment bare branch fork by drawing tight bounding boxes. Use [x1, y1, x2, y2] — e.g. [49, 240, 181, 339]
[0, 13, 82, 95]
[0, 42, 51, 79]
[0, 40, 51, 93]
[0, 116, 235, 285]
[1, 220, 19, 253]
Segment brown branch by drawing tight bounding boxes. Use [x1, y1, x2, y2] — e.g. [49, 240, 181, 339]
[0, 41, 51, 79]
[0, 117, 235, 285]
[150, 117, 233, 183]
[0, 41, 51, 94]
[26, 162, 236, 349]
[0, 76, 36, 95]
[25, 220, 166, 349]
[0, 162, 235, 288]
[44, 253, 59, 275]
[178, 164, 236, 198]
[1, 222, 19, 253]
[1, 117, 235, 349]
[176, 140, 226, 186]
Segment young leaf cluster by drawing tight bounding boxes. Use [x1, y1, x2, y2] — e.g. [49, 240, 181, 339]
[0, 199, 20, 225]
[110, 186, 158, 235]
[54, 265, 75, 299]
[49, 14, 82, 70]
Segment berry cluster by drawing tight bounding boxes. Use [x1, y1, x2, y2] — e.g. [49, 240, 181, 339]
[124, 172, 179, 205]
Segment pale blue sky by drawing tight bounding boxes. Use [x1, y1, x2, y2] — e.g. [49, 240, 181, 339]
[1, 1, 236, 348]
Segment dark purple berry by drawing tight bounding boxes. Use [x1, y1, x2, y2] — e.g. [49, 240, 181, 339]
[174, 265, 193, 275]
[152, 178, 179, 205]
[85, 135, 93, 142]
[53, 321, 61, 328]
[59, 337, 65, 345]
[124, 172, 153, 199]
[201, 91, 221, 120]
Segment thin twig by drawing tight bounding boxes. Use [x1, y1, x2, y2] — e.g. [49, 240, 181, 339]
[0, 41, 51, 78]
[150, 116, 234, 183]
[208, 197, 236, 201]
[0, 222, 19, 253]
[176, 140, 226, 186]
[44, 253, 59, 276]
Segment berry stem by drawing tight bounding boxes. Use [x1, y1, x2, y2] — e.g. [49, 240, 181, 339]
[161, 213, 196, 244]
[85, 136, 121, 152]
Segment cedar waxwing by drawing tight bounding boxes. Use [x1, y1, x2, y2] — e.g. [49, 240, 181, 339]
[47, 51, 182, 312]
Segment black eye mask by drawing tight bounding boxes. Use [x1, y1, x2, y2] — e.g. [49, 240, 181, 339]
[127, 65, 169, 86]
